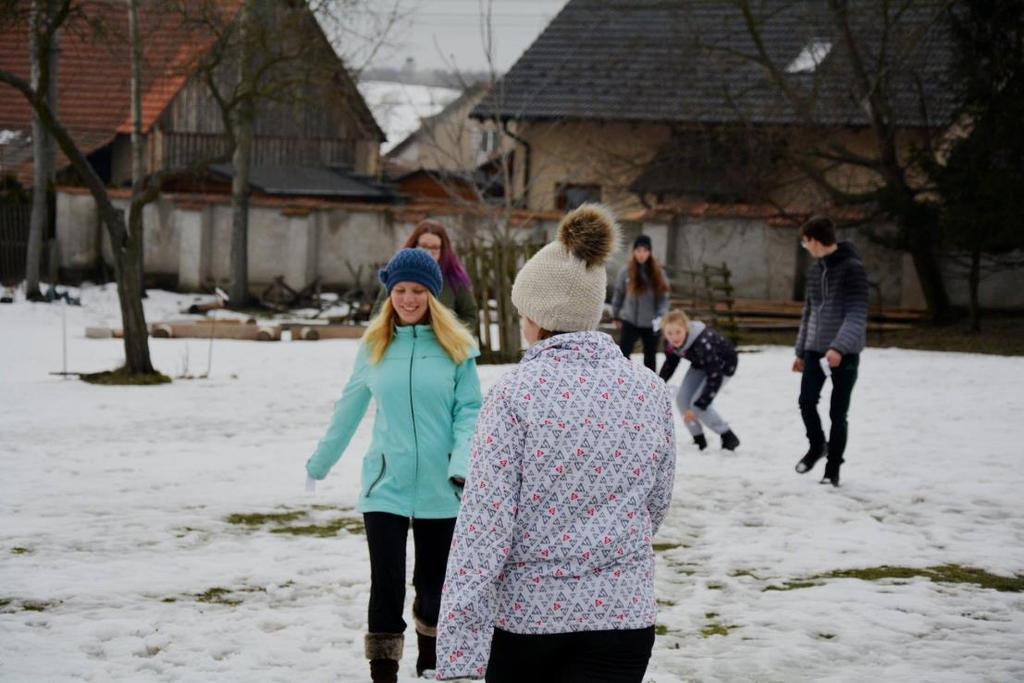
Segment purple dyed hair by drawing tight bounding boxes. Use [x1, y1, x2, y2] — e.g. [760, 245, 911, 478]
[403, 220, 472, 291]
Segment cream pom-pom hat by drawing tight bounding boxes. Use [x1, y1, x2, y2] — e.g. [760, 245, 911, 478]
[511, 203, 621, 332]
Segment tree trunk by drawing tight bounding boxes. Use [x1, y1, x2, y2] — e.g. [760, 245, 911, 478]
[907, 227, 953, 323]
[968, 246, 982, 333]
[94, 194, 153, 374]
[229, 124, 252, 305]
[3, 39, 156, 378]
[26, 0, 57, 301]
[127, 0, 146, 296]
[229, 0, 254, 306]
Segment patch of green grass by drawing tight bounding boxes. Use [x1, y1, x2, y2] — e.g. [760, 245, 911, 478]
[763, 581, 821, 592]
[730, 569, 761, 579]
[226, 511, 307, 526]
[161, 597, 177, 603]
[817, 633, 837, 640]
[700, 623, 733, 638]
[10, 547, 31, 555]
[763, 565, 1024, 594]
[821, 565, 1024, 592]
[270, 516, 364, 537]
[194, 585, 266, 606]
[81, 367, 171, 385]
[705, 582, 723, 590]
[195, 587, 239, 605]
[21, 600, 56, 612]
[704, 612, 719, 619]
[655, 624, 669, 636]
[656, 598, 676, 607]
[652, 542, 686, 552]
[0, 598, 11, 609]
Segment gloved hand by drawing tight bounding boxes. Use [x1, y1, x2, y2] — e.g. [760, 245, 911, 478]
[652, 316, 662, 333]
[305, 476, 317, 494]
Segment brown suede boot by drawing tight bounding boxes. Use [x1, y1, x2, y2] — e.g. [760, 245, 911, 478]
[365, 633, 403, 683]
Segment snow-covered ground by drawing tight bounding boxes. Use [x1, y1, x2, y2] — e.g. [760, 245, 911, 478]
[357, 81, 462, 154]
[2, 286, 1024, 682]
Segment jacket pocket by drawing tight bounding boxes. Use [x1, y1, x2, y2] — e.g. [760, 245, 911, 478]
[366, 453, 387, 497]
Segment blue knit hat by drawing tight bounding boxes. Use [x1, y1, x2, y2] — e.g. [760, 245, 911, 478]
[378, 248, 443, 297]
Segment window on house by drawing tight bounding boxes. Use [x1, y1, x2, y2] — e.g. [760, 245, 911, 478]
[555, 183, 602, 211]
[479, 129, 500, 154]
[786, 39, 833, 73]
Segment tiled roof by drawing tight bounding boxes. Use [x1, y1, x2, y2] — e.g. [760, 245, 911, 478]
[473, 0, 955, 128]
[0, 1, 241, 159]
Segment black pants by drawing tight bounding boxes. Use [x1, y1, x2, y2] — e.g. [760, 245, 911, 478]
[363, 512, 456, 635]
[486, 626, 655, 683]
[618, 321, 659, 371]
[799, 351, 860, 462]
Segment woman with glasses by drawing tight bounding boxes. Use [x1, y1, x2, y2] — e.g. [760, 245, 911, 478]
[373, 220, 478, 331]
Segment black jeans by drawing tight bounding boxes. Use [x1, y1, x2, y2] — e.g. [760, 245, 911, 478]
[363, 512, 456, 635]
[799, 351, 860, 462]
[618, 321, 659, 371]
[486, 626, 656, 683]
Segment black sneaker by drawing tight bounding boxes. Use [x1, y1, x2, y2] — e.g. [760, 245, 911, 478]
[721, 430, 740, 451]
[820, 459, 842, 487]
[795, 443, 827, 474]
[693, 434, 708, 451]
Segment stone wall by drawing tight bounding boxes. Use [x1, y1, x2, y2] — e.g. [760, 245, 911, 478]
[54, 188, 1023, 310]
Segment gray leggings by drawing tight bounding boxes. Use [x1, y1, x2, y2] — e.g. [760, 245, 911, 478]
[676, 368, 731, 436]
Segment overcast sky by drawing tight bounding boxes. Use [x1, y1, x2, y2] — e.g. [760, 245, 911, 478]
[363, 0, 569, 73]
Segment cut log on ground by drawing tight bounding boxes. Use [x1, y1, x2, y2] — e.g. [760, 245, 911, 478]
[293, 325, 365, 341]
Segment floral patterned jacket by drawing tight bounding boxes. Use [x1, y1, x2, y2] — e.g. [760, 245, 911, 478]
[436, 332, 676, 679]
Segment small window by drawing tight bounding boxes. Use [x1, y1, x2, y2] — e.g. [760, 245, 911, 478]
[480, 129, 500, 154]
[786, 40, 832, 73]
[555, 183, 601, 211]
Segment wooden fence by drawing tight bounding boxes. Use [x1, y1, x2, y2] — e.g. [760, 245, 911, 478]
[0, 205, 31, 286]
[460, 238, 544, 364]
[666, 262, 740, 342]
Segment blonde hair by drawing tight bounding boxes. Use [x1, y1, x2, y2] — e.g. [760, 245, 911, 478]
[662, 309, 690, 329]
[363, 295, 477, 365]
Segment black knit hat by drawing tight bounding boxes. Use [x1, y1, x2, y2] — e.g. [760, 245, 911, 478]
[633, 234, 653, 251]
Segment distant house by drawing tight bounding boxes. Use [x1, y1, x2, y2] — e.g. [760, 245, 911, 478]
[384, 83, 509, 203]
[0, 1, 385, 193]
[472, 0, 955, 216]
[0, 0, 403, 291]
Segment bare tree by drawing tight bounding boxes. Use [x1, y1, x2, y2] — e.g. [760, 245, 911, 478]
[167, 0, 399, 306]
[24, 0, 58, 301]
[228, 0, 255, 305]
[726, 0, 956, 320]
[2, 1, 232, 379]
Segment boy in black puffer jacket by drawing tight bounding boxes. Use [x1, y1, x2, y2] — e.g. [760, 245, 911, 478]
[659, 309, 740, 451]
[792, 216, 869, 487]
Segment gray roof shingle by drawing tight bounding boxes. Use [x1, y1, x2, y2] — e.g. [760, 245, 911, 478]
[473, 0, 955, 128]
[209, 164, 397, 201]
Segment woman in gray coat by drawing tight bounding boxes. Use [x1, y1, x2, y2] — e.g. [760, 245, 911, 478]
[611, 234, 671, 371]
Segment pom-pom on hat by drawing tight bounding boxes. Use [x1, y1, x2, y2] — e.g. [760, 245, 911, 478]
[511, 203, 620, 332]
[378, 248, 443, 297]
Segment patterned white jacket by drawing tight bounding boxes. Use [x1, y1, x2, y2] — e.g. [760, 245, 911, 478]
[436, 332, 677, 679]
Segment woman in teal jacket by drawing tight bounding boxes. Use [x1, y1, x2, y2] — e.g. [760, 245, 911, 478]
[306, 248, 482, 683]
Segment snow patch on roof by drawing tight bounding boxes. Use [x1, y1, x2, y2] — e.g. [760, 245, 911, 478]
[357, 81, 461, 153]
[786, 40, 833, 74]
